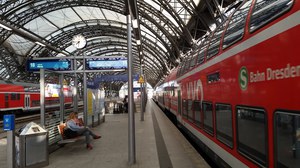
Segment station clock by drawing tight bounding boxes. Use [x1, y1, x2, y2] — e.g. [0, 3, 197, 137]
[72, 34, 87, 49]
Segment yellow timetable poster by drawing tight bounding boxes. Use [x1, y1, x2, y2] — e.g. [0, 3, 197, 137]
[87, 89, 93, 115]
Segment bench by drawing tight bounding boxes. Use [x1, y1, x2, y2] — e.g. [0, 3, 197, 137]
[57, 123, 84, 144]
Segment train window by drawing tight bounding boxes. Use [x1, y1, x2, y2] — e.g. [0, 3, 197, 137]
[11, 93, 17, 100]
[249, 0, 294, 33]
[182, 99, 188, 118]
[185, 59, 192, 72]
[182, 61, 189, 74]
[223, 0, 252, 49]
[207, 24, 225, 60]
[194, 101, 202, 128]
[197, 39, 209, 65]
[179, 62, 185, 76]
[5, 93, 9, 101]
[187, 99, 193, 122]
[203, 102, 214, 135]
[216, 104, 233, 148]
[189, 55, 196, 69]
[236, 106, 267, 167]
[274, 111, 300, 168]
[207, 72, 220, 84]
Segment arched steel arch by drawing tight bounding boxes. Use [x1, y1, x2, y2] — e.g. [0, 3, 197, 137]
[0, 0, 236, 85]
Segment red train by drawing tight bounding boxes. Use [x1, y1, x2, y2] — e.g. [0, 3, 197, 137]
[154, 0, 300, 167]
[0, 80, 73, 115]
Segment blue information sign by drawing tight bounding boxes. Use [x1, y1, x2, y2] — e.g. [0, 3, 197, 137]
[3, 115, 15, 131]
[26, 59, 72, 71]
[86, 57, 127, 70]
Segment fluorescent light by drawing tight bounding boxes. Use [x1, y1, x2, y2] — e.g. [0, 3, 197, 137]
[0, 23, 12, 31]
[140, 51, 142, 55]
[132, 19, 138, 28]
[35, 41, 46, 47]
[136, 40, 141, 45]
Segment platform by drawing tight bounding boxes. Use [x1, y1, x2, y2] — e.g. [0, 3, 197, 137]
[0, 100, 210, 168]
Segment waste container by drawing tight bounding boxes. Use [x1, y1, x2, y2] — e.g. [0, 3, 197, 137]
[16, 122, 49, 168]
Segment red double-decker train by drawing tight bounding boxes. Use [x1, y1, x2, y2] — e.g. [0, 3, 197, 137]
[0, 80, 73, 115]
[154, 0, 300, 167]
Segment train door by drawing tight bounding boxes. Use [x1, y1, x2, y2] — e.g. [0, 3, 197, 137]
[5, 93, 9, 108]
[24, 94, 30, 110]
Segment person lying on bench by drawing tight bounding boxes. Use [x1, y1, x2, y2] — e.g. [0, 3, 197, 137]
[64, 112, 101, 150]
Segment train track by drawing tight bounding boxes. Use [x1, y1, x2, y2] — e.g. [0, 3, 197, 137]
[0, 105, 83, 137]
[0, 114, 40, 137]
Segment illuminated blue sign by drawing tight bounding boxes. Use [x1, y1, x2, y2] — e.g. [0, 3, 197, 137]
[27, 59, 72, 71]
[3, 115, 15, 131]
[86, 57, 127, 70]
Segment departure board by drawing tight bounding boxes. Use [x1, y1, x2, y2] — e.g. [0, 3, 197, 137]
[85, 57, 127, 70]
[27, 59, 72, 71]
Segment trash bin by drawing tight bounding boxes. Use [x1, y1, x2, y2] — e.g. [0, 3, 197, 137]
[16, 122, 49, 168]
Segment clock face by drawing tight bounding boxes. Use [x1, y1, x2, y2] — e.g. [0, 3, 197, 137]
[72, 34, 87, 49]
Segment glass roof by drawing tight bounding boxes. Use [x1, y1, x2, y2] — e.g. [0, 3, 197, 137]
[0, 0, 236, 86]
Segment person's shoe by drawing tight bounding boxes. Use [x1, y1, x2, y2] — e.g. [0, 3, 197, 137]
[93, 135, 101, 139]
[86, 144, 93, 150]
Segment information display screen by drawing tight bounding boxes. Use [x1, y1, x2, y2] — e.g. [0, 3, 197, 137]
[26, 59, 72, 71]
[86, 57, 127, 70]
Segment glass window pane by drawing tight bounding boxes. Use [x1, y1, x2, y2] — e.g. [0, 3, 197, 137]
[187, 100, 193, 122]
[197, 39, 209, 65]
[222, 1, 251, 49]
[203, 102, 214, 135]
[194, 101, 202, 128]
[207, 24, 225, 59]
[275, 112, 300, 168]
[182, 100, 187, 118]
[216, 104, 233, 147]
[237, 107, 267, 167]
[250, 0, 294, 32]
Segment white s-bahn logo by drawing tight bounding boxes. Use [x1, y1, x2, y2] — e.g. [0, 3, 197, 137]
[239, 66, 248, 90]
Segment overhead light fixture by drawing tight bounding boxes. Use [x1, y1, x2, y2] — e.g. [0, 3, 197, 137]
[136, 40, 141, 45]
[140, 51, 142, 55]
[35, 41, 46, 47]
[0, 23, 12, 31]
[132, 19, 138, 28]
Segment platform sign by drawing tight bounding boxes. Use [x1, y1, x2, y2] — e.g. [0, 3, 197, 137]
[85, 57, 127, 70]
[3, 115, 15, 131]
[26, 59, 72, 71]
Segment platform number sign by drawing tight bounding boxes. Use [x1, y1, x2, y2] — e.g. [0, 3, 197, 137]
[30, 62, 36, 68]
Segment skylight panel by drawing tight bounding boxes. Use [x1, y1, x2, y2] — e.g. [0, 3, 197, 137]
[24, 17, 57, 37]
[73, 7, 103, 20]
[6, 34, 35, 55]
[44, 8, 82, 28]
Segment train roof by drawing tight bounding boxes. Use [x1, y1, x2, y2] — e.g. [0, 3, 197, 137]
[0, 80, 40, 88]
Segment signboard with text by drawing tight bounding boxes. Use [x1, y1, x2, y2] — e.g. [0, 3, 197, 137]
[26, 59, 72, 71]
[85, 57, 127, 70]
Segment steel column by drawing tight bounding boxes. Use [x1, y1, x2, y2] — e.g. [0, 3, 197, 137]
[127, 14, 136, 165]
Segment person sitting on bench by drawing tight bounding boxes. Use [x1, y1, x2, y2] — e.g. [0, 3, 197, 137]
[64, 112, 101, 150]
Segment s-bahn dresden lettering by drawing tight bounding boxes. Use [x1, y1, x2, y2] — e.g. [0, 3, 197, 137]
[240, 64, 300, 90]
